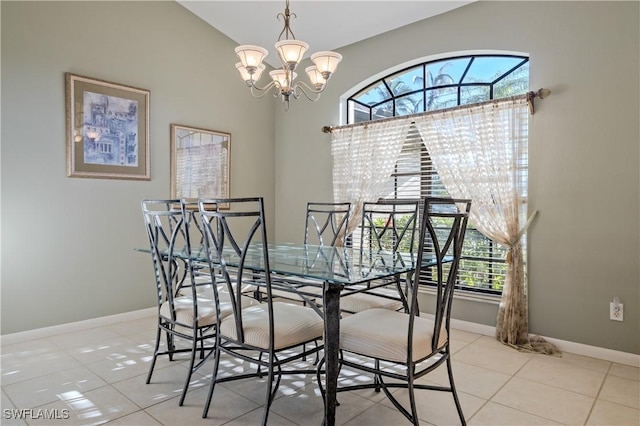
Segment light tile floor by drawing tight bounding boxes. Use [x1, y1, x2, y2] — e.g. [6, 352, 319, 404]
[1, 314, 638, 425]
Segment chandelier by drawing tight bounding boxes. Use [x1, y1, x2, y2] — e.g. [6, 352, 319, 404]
[234, 0, 342, 110]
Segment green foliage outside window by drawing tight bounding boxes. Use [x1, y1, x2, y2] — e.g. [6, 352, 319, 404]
[366, 213, 508, 292]
[365, 215, 415, 252]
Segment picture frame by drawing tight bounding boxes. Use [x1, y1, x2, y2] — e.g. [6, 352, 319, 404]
[65, 73, 150, 180]
[170, 124, 231, 208]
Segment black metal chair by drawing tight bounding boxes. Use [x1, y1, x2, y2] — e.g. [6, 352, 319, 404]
[304, 201, 351, 247]
[269, 201, 352, 305]
[175, 199, 218, 296]
[340, 199, 420, 314]
[198, 197, 324, 425]
[140, 199, 222, 406]
[317, 197, 472, 425]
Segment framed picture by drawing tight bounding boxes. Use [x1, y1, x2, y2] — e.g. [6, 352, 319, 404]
[170, 124, 230, 208]
[65, 73, 150, 180]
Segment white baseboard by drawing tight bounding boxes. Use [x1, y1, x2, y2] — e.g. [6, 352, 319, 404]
[448, 316, 640, 367]
[0, 307, 156, 346]
[1, 308, 638, 367]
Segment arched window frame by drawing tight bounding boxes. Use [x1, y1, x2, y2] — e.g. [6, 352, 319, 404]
[344, 52, 529, 124]
[340, 52, 530, 296]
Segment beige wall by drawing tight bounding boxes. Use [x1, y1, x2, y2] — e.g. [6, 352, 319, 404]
[274, 1, 639, 354]
[1, 1, 275, 334]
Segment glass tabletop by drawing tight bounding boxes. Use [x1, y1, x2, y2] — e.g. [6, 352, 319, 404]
[137, 242, 424, 286]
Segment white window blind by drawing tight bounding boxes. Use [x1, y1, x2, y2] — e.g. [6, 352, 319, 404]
[348, 122, 512, 295]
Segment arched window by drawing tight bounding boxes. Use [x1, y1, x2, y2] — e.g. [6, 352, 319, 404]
[347, 54, 529, 123]
[344, 54, 529, 296]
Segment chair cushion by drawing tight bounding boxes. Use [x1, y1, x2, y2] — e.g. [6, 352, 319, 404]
[219, 302, 324, 350]
[339, 308, 448, 363]
[160, 292, 252, 328]
[339, 288, 404, 313]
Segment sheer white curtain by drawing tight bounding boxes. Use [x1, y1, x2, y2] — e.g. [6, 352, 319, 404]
[413, 97, 558, 354]
[331, 118, 412, 239]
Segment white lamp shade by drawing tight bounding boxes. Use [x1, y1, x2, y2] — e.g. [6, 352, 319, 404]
[311, 51, 343, 75]
[275, 39, 309, 66]
[236, 62, 265, 82]
[235, 45, 268, 68]
[305, 65, 325, 88]
[269, 69, 297, 89]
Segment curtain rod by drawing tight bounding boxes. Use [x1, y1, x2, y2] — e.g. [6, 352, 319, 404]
[322, 88, 550, 133]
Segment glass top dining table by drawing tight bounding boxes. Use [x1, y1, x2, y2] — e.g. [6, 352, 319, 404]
[136, 241, 422, 425]
[181, 241, 418, 284]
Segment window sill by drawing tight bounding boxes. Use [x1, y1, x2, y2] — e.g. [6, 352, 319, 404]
[418, 286, 501, 305]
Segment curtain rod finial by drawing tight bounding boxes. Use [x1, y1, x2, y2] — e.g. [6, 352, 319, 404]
[537, 88, 551, 99]
[322, 126, 332, 133]
[527, 88, 550, 115]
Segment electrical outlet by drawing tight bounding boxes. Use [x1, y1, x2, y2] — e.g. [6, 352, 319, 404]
[610, 301, 624, 321]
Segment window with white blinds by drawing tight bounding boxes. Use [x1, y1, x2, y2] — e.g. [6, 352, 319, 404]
[345, 54, 529, 295]
[378, 126, 509, 294]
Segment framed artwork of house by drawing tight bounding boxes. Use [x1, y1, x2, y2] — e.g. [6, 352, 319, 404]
[65, 73, 150, 180]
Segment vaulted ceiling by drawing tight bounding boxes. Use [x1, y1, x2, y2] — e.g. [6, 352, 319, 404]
[177, 1, 474, 67]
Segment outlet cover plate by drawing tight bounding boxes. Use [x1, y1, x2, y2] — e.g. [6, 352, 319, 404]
[610, 302, 624, 321]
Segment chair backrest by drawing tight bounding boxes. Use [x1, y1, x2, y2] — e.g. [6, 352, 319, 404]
[179, 199, 220, 291]
[198, 197, 273, 345]
[180, 200, 204, 249]
[180, 199, 219, 246]
[304, 202, 351, 247]
[141, 199, 187, 314]
[409, 197, 471, 359]
[360, 199, 420, 253]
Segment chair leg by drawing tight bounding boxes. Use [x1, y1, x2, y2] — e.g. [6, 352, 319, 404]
[302, 301, 307, 362]
[179, 333, 199, 406]
[166, 329, 175, 361]
[146, 326, 162, 384]
[199, 329, 206, 359]
[407, 372, 419, 426]
[202, 342, 221, 419]
[446, 355, 466, 425]
[316, 356, 326, 405]
[313, 340, 320, 365]
[257, 351, 264, 377]
[261, 353, 277, 426]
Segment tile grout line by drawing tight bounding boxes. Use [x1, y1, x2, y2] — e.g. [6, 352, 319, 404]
[506, 350, 612, 400]
[582, 362, 613, 425]
[487, 400, 565, 425]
